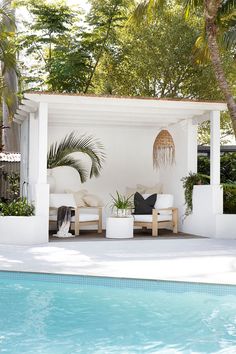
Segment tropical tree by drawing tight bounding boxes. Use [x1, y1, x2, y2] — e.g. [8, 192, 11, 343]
[94, 4, 229, 99]
[18, 0, 86, 91]
[0, 0, 19, 152]
[133, 0, 236, 136]
[83, 0, 130, 93]
[47, 132, 105, 183]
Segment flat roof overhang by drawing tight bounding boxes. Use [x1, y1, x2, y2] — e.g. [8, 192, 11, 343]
[15, 92, 228, 128]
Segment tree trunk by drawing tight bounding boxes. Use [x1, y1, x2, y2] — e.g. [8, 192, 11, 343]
[1, 0, 20, 152]
[84, 3, 119, 94]
[204, 0, 236, 136]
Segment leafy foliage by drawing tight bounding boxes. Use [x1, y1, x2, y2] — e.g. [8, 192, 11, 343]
[47, 131, 105, 183]
[0, 197, 34, 216]
[110, 191, 133, 210]
[197, 153, 236, 213]
[223, 183, 236, 214]
[198, 153, 236, 183]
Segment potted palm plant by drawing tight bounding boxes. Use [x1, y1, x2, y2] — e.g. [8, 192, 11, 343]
[110, 191, 133, 217]
[47, 131, 105, 191]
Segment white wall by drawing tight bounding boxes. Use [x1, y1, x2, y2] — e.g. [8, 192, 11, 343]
[48, 124, 162, 218]
[159, 120, 198, 231]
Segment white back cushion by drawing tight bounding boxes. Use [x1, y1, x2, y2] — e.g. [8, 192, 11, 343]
[155, 194, 173, 214]
[49, 194, 76, 208]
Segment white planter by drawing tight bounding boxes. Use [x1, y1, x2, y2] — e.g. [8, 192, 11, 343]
[0, 216, 48, 245]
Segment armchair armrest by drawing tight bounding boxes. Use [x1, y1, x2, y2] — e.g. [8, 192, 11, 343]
[76, 206, 103, 210]
[154, 207, 177, 213]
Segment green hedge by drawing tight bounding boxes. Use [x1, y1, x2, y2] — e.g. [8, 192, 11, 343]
[198, 154, 236, 214]
[223, 184, 236, 214]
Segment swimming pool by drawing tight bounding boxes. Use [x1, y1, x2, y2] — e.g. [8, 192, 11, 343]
[0, 271, 236, 354]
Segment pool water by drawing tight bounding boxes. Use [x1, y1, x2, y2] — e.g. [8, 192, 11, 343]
[0, 272, 236, 353]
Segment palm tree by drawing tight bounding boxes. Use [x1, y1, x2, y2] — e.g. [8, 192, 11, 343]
[47, 132, 105, 183]
[133, 0, 236, 136]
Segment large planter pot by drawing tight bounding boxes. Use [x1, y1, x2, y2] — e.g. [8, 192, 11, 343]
[0, 216, 48, 245]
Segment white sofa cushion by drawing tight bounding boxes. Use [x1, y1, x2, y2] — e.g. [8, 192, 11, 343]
[49, 211, 99, 222]
[50, 194, 77, 208]
[133, 214, 172, 222]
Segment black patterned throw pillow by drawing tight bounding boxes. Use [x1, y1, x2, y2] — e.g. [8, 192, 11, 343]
[133, 192, 157, 215]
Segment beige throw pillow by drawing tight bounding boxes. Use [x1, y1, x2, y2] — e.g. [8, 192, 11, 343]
[83, 194, 104, 207]
[137, 183, 163, 194]
[65, 189, 88, 207]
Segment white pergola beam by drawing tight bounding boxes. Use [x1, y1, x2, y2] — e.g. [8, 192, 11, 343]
[25, 93, 227, 111]
[19, 104, 37, 113]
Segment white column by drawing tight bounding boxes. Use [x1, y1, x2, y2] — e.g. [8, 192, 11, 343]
[187, 119, 198, 173]
[210, 111, 221, 185]
[37, 102, 48, 184]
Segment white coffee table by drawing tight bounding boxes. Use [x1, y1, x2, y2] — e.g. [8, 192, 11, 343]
[106, 217, 134, 239]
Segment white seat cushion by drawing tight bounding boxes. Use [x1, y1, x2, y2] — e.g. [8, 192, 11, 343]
[49, 211, 99, 222]
[133, 214, 172, 222]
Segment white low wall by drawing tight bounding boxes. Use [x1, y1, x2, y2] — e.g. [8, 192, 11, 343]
[183, 185, 236, 239]
[216, 214, 236, 239]
[0, 216, 48, 245]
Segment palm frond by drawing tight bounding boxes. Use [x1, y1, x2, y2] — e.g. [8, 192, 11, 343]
[193, 33, 211, 64]
[223, 24, 236, 48]
[184, 0, 203, 19]
[47, 131, 105, 183]
[129, 0, 165, 25]
[220, 0, 236, 17]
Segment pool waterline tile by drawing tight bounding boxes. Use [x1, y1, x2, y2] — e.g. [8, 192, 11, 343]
[0, 270, 236, 296]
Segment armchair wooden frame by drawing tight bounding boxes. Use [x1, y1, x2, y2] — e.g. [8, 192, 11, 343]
[134, 207, 178, 237]
[49, 206, 103, 236]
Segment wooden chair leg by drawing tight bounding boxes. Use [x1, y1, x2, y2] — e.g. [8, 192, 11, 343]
[173, 208, 178, 234]
[75, 208, 80, 236]
[152, 209, 158, 236]
[98, 207, 102, 234]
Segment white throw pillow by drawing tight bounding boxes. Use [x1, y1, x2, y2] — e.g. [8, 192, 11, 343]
[83, 194, 104, 207]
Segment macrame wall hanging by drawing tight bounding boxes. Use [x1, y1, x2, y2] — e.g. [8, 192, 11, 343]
[153, 129, 175, 169]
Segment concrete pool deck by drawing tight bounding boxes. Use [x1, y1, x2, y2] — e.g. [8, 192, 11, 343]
[0, 238, 236, 285]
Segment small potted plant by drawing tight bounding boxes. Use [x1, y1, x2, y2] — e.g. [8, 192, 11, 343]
[110, 191, 133, 217]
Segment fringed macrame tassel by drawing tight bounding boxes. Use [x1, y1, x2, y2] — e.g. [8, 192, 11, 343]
[153, 129, 175, 169]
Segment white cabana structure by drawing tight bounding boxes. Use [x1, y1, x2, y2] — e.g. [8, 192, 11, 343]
[8, 92, 235, 244]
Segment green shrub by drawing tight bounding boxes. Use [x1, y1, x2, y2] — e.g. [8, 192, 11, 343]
[0, 198, 34, 216]
[223, 184, 236, 214]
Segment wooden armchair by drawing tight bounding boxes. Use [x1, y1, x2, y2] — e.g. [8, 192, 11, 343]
[133, 194, 178, 236]
[49, 194, 103, 236]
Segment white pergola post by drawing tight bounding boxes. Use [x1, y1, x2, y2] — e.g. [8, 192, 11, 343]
[210, 111, 221, 185]
[37, 102, 48, 184]
[33, 102, 49, 241]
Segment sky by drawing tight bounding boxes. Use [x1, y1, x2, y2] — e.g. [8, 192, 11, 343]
[64, 0, 90, 12]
